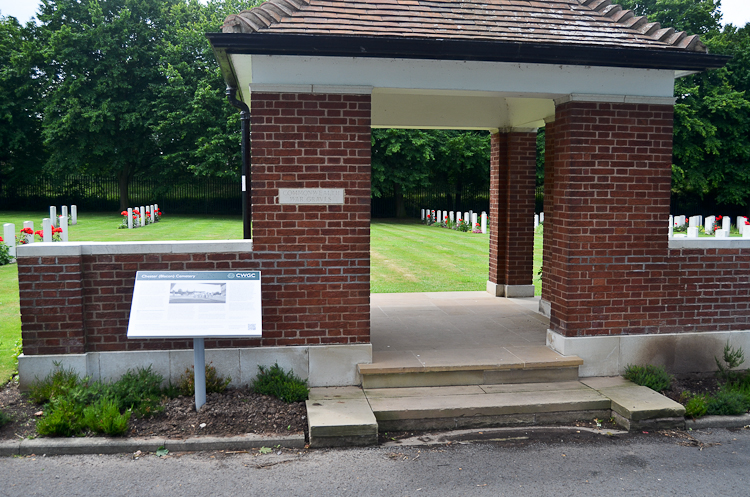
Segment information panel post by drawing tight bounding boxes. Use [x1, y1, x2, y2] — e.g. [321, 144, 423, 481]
[127, 270, 262, 411]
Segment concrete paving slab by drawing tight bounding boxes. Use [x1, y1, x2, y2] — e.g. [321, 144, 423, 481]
[309, 386, 367, 400]
[369, 388, 611, 421]
[506, 346, 583, 368]
[580, 376, 634, 389]
[483, 367, 579, 384]
[364, 385, 486, 399]
[598, 385, 686, 421]
[361, 370, 486, 389]
[306, 387, 378, 447]
[479, 381, 591, 394]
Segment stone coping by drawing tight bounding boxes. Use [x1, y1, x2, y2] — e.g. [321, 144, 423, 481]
[669, 238, 750, 249]
[16, 239, 253, 257]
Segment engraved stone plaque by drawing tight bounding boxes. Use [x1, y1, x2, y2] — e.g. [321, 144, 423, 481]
[278, 188, 345, 205]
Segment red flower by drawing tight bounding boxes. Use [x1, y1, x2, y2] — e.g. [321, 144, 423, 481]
[746, 221, 749, 226]
[34, 230, 43, 237]
[134, 209, 140, 214]
[52, 227, 63, 234]
[20, 227, 33, 235]
[121, 211, 127, 216]
[717, 215, 722, 221]
[0, 236, 3, 242]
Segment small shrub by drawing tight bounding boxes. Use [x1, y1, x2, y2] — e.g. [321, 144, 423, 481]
[36, 397, 83, 437]
[685, 394, 708, 418]
[0, 241, 12, 266]
[706, 388, 750, 416]
[716, 342, 746, 385]
[252, 363, 309, 403]
[110, 366, 164, 417]
[0, 410, 12, 428]
[177, 363, 231, 396]
[28, 363, 81, 404]
[82, 399, 131, 436]
[623, 364, 673, 392]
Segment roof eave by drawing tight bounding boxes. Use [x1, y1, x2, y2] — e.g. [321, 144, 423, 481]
[207, 32, 730, 73]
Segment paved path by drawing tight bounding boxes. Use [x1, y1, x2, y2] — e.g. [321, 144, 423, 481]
[2, 427, 749, 496]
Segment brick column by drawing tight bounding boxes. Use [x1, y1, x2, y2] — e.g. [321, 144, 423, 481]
[546, 101, 673, 337]
[541, 119, 556, 310]
[18, 252, 85, 355]
[488, 130, 537, 297]
[250, 91, 371, 344]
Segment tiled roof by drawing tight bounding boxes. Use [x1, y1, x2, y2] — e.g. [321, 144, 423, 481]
[222, 0, 706, 53]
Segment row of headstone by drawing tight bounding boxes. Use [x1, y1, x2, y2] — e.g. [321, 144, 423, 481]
[125, 204, 159, 229]
[420, 208, 488, 234]
[3, 216, 70, 254]
[533, 212, 545, 228]
[48, 205, 78, 227]
[669, 214, 750, 238]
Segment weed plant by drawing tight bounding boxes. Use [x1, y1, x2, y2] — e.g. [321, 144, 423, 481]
[30, 364, 168, 437]
[0, 409, 12, 428]
[177, 363, 231, 396]
[252, 363, 309, 403]
[623, 364, 673, 392]
[684, 394, 708, 418]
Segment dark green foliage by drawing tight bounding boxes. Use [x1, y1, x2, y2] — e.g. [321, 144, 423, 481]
[82, 398, 131, 436]
[684, 394, 708, 418]
[177, 363, 231, 397]
[624, 364, 673, 392]
[706, 387, 750, 416]
[32, 364, 171, 436]
[28, 363, 81, 404]
[0, 243, 12, 266]
[252, 363, 309, 403]
[0, 409, 12, 428]
[109, 366, 164, 418]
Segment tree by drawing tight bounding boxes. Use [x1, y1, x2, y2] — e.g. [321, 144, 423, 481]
[0, 15, 46, 194]
[616, 0, 722, 35]
[371, 129, 433, 217]
[37, 0, 184, 210]
[428, 130, 490, 212]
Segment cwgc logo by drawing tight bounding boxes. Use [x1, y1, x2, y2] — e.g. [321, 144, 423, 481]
[227, 273, 235, 279]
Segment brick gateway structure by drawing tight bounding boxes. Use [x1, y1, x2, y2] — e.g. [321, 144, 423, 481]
[16, 1, 747, 386]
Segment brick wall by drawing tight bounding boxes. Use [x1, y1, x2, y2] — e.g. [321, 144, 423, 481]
[488, 131, 537, 287]
[541, 120, 556, 303]
[18, 91, 373, 355]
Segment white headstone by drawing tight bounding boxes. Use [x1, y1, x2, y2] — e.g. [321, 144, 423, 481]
[61, 205, 68, 224]
[679, 215, 686, 226]
[534, 214, 539, 229]
[471, 212, 478, 228]
[71, 205, 77, 225]
[744, 226, 750, 239]
[23, 221, 34, 244]
[464, 212, 469, 224]
[127, 208, 133, 229]
[59, 216, 68, 242]
[42, 218, 52, 242]
[3, 223, 15, 259]
[540, 212, 544, 223]
[481, 212, 487, 234]
[437, 210, 442, 224]
[50, 206, 57, 227]
[668, 222, 673, 237]
[456, 212, 461, 223]
[687, 227, 699, 238]
[140, 206, 146, 227]
[715, 229, 727, 238]
[705, 216, 715, 233]
[421, 209, 425, 221]
[150, 205, 155, 223]
[722, 216, 730, 231]
[469, 210, 473, 223]
[689, 216, 697, 229]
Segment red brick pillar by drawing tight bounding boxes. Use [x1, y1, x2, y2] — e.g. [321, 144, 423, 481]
[18, 252, 85, 355]
[250, 91, 371, 344]
[541, 119, 556, 311]
[488, 130, 537, 297]
[547, 101, 673, 337]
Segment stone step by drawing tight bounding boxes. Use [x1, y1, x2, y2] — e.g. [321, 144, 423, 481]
[358, 347, 583, 389]
[365, 381, 611, 432]
[306, 386, 378, 448]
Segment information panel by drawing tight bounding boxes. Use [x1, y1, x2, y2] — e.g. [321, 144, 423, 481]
[127, 271, 262, 338]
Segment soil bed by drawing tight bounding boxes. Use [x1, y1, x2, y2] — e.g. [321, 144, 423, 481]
[0, 371, 736, 443]
[0, 380, 307, 442]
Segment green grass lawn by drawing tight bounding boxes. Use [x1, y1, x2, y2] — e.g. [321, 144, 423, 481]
[0, 212, 543, 383]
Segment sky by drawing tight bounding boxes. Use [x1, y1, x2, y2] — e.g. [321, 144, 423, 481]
[1, 0, 749, 28]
